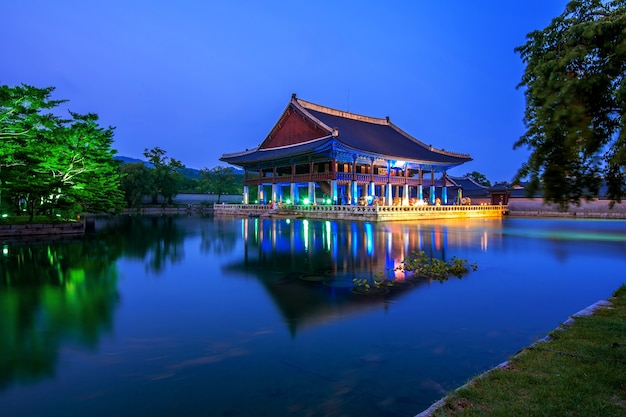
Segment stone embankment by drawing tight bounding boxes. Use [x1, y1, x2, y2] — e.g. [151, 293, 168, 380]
[214, 203, 507, 222]
[508, 199, 626, 219]
[0, 222, 84, 238]
[415, 298, 613, 417]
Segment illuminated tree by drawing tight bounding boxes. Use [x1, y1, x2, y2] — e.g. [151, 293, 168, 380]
[514, 0, 626, 208]
[0, 84, 124, 219]
[0, 84, 62, 214]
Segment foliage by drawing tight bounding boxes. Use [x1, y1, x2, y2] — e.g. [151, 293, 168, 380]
[514, 0, 626, 208]
[143, 146, 185, 204]
[352, 276, 394, 294]
[119, 162, 154, 208]
[399, 251, 477, 281]
[199, 166, 242, 203]
[465, 171, 491, 187]
[178, 175, 202, 193]
[0, 84, 124, 220]
[352, 251, 477, 294]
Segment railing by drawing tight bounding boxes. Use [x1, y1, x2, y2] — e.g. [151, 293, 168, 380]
[245, 172, 437, 186]
[293, 204, 507, 214]
[270, 172, 433, 185]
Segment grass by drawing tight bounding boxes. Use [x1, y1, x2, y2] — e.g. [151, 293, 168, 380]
[0, 215, 78, 225]
[428, 285, 626, 417]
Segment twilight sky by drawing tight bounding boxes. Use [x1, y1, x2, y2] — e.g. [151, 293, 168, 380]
[2, 0, 568, 182]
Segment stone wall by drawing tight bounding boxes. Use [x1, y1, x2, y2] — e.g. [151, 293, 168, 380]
[0, 222, 85, 238]
[508, 199, 626, 219]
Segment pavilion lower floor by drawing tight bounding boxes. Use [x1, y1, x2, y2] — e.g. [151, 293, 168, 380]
[245, 180, 460, 207]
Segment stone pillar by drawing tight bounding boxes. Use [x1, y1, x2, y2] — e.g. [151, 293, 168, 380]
[258, 184, 264, 204]
[418, 185, 423, 201]
[403, 184, 409, 205]
[308, 182, 315, 204]
[351, 180, 358, 205]
[442, 186, 448, 205]
[347, 181, 352, 205]
[243, 185, 249, 204]
[290, 183, 297, 204]
[271, 183, 278, 204]
[430, 169, 436, 205]
[386, 182, 393, 205]
[331, 180, 338, 204]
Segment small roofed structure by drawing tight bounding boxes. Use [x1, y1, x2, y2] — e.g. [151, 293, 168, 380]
[220, 94, 472, 206]
[445, 175, 491, 205]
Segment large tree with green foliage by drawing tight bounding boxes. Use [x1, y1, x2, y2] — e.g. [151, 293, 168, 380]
[143, 147, 185, 204]
[199, 166, 242, 203]
[119, 162, 154, 208]
[0, 84, 124, 219]
[514, 0, 626, 208]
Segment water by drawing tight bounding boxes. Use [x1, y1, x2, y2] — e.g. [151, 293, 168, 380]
[1, 215, 625, 417]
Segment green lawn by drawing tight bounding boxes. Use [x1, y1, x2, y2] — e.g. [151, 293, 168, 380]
[427, 285, 626, 417]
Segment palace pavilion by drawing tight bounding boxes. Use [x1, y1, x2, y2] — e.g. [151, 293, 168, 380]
[220, 94, 472, 206]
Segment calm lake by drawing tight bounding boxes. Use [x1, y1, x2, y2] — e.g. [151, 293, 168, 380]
[1, 215, 625, 417]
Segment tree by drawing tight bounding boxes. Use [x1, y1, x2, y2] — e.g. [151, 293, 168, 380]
[0, 84, 62, 214]
[51, 112, 125, 215]
[143, 147, 185, 204]
[464, 171, 491, 187]
[119, 162, 154, 208]
[0, 84, 124, 219]
[199, 166, 242, 203]
[514, 0, 626, 208]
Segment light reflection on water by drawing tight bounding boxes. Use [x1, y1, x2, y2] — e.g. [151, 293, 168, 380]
[1, 215, 625, 417]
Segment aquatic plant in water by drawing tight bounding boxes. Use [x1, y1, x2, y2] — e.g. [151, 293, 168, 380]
[352, 251, 477, 294]
[352, 276, 394, 295]
[399, 251, 477, 281]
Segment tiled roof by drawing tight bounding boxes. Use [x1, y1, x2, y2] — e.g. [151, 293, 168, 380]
[221, 95, 472, 168]
[447, 175, 491, 198]
[220, 136, 334, 164]
[302, 106, 471, 164]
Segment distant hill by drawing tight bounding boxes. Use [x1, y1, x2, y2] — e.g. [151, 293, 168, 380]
[115, 155, 148, 166]
[114, 156, 242, 179]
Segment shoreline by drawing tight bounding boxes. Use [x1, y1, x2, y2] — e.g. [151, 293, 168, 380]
[414, 297, 617, 417]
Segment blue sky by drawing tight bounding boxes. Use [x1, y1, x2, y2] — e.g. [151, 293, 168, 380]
[2, 0, 568, 182]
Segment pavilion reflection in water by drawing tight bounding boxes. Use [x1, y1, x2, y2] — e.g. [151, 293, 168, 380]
[227, 218, 493, 336]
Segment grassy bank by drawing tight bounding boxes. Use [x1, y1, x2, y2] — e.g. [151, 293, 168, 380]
[0, 215, 78, 225]
[426, 285, 626, 417]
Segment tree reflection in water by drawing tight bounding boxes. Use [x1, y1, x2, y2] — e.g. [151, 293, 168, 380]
[0, 230, 123, 390]
[110, 215, 187, 272]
